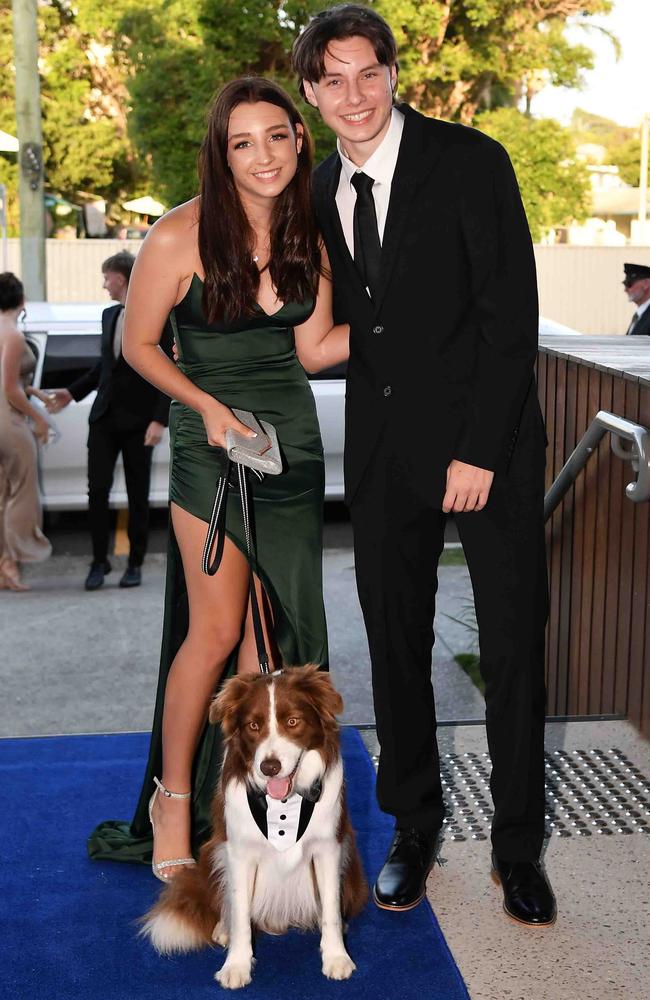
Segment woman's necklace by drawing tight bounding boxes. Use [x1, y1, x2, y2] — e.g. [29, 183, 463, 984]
[252, 232, 270, 266]
[253, 253, 270, 274]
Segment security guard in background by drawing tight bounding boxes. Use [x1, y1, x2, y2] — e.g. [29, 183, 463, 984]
[623, 262, 650, 336]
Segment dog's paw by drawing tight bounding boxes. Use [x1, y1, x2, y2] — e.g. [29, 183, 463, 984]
[215, 959, 254, 989]
[322, 951, 356, 980]
[211, 920, 229, 949]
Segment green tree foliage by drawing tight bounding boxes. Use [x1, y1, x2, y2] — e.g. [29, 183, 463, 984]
[376, 0, 613, 121]
[570, 108, 648, 189]
[477, 107, 590, 241]
[117, 0, 335, 206]
[41, 1, 151, 206]
[0, 0, 147, 230]
[611, 137, 648, 189]
[0, 1, 19, 234]
[2, 1, 612, 233]
[115, 1, 212, 208]
[39, 4, 124, 196]
[570, 107, 630, 146]
[122, 0, 611, 213]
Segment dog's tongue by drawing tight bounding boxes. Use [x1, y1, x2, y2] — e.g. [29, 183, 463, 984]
[266, 776, 291, 800]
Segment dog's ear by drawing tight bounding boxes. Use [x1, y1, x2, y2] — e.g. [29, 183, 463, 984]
[209, 674, 256, 734]
[291, 665, 344, 722]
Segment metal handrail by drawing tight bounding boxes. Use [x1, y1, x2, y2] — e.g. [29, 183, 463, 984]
[544, 410, 650, 522]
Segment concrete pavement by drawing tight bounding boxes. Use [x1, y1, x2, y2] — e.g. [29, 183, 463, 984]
[4, 512, 649, 1000]
[0, 512, 482, 737]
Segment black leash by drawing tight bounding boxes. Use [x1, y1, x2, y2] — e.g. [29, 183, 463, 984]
[202, 460, 270, 674]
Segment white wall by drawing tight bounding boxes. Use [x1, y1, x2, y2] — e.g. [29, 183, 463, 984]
[4, 238, 143, 302]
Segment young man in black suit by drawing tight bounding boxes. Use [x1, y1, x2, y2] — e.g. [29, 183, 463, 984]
[50, 252, 172, 590]
[293, 5, 556, 925]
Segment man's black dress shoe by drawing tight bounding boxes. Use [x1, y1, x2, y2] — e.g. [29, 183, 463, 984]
[119, 565, 142, 588]
[85, 560, 111, 591]
[491, 852, 557, 926]
[373, 827, 441, 911]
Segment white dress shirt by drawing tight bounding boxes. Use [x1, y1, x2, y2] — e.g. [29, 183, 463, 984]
[335, 107, 405, 258]
[635, 298, 650, 320]
[112, 306, 125, 360]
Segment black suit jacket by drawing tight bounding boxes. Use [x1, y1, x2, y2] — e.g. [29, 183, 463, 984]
[313, 104, 542, 506]
[627, 306, 650, 336]
[69, 303, 173, 429]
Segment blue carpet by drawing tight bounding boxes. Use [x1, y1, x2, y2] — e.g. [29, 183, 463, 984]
[2, 728, 469, 1000]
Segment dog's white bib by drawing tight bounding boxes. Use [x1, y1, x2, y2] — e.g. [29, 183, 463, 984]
[265, 791, 303, 852]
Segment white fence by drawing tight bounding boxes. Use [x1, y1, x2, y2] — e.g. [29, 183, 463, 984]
[4, 238, 650, 335]
[4, 239, 143, 303]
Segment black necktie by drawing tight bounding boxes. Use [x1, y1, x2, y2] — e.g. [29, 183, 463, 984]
[351, 171, 381, 299]
[626, 311, 639, 335]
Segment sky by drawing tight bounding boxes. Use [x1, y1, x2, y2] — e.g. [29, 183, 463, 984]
[533, 0, 648, 127]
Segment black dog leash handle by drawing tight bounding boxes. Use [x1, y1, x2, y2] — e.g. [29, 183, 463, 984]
[202, 460, 270, 674]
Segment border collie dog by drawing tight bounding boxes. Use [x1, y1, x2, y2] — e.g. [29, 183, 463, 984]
[141, 666, 368, 989]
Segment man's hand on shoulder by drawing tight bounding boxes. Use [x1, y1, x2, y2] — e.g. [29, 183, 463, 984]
[442, 460, 494, 514]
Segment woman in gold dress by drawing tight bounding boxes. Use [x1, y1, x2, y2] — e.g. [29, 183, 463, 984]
[0, 273, 52, 590]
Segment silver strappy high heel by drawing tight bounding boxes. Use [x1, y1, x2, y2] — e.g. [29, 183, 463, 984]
[148, 776, 197, 882]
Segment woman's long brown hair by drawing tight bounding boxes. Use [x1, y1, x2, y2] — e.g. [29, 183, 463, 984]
[198, 77, 320, 324]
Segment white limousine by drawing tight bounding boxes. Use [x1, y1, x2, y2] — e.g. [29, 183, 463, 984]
[22, 301, 579, 511]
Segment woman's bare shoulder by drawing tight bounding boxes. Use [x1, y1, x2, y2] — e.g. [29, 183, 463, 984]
[0, 325, 24, 347]
[0, 326, 25, 364]
[142, 198, 200, 255]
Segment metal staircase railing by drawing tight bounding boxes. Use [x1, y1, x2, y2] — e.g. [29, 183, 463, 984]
[544, 411, 650, 522]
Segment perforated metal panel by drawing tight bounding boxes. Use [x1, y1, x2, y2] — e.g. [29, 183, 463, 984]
[367, 747, 650, 841]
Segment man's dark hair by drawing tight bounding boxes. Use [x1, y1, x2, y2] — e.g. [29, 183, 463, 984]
[102, 250, 135, 283]
[0, 272, 25, 311]
[292, 4, 398, 96]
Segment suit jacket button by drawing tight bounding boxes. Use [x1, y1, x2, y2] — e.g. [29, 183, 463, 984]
[373, 324, 384, 334]
[383, 385, 392, 397]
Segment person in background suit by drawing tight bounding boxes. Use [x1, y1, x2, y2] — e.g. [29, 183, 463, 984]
[293, 4, 556, 925]
[623, 262, 650, 336]
[48, 252, 172, 590]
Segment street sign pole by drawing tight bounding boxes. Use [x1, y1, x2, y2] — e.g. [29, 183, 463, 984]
[0, 183, 8, 271]
[639, 115, 649, 239]
[11, 0, 46, 299]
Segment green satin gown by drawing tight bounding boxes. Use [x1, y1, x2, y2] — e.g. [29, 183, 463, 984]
[87, 274, 328, 864]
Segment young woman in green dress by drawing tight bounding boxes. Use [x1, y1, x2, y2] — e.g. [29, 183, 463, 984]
[87, 78, 349, 879]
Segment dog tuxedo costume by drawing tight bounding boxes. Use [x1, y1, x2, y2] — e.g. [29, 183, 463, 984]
[246, 781, 322, 852]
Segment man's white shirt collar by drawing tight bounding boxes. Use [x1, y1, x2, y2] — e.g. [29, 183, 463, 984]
[635, 298, 650, 319]
[337, 106, 404, 189]
[334, 107, 404, 260]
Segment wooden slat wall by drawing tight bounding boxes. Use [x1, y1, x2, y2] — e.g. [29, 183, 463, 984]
[538, 342, 650, 737]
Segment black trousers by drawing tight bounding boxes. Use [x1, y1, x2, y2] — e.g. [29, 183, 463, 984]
[87, 417, 154, 567]
[350, 416, 548, 863]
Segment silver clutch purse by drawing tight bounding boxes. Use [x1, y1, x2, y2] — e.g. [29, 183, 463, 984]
[225, 408, 282, 476]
